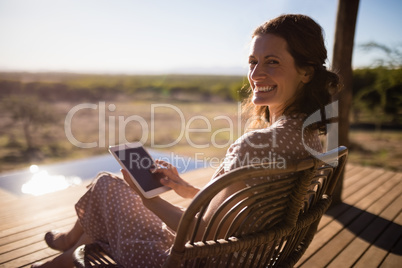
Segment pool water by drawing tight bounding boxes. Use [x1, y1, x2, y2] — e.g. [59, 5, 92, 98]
[0, 150, 198, 196]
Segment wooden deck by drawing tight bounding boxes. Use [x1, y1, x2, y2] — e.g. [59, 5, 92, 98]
[0, 164, 401, 267]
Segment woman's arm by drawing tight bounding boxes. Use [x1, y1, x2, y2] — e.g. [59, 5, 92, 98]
[142, 196, 184, 231]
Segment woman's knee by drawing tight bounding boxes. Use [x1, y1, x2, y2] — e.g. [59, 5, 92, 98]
[92, 172, 123, 188]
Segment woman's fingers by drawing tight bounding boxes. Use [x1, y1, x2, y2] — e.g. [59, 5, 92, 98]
[153, 167, 180, 184]
[155, 159, 179, 175]
[152, 159, 199, 198]
[159, 175, 176, 188]
[152, 166, 184, 190]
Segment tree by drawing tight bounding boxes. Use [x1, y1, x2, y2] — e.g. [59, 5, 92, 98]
[1, 95, 59, 153]
[354, 42, 402, 127]
[330, 0, 360, 205]
[360, 42, 402, 69]
[353, 66, 402, 128]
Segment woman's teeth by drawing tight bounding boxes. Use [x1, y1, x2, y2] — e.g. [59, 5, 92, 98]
[255, 86, 276, 92]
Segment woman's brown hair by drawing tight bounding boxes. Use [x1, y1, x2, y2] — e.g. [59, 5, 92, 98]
[243, 14, 341, 133]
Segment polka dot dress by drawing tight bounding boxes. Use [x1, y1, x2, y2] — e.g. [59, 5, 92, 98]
[75, 174, 175, 267]
[75, 115, 322, 267]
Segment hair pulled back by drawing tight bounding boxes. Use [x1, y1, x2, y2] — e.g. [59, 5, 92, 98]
[244, 14, 341, 133]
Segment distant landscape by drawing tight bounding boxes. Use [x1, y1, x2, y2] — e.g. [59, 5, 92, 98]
[0, 70, 401, 173]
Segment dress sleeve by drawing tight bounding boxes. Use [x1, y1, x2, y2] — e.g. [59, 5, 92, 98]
[221, 130, 274, 173]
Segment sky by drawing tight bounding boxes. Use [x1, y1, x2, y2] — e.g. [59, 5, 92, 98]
[0, 0, 401, 75]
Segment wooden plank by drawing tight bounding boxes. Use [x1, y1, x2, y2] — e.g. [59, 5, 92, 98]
[343, 164, 360, 177]
[299, 173, 400, 266]
[0, 232, 50, 258]
[380, 234, 402, 268]
[180, 167, 215, 186]
[299, 210, 373, 267]
[325, 187, 402, 267]
[343, 171, 396, 208]
[355, 211, 402, 268]
[1, 239, 55, 265]
[0, 186, 85, 267]
[316, 167, 392, 230]
[364, 176, 402, 218]
[297, 171, 400, 267]
[342, 167, 386, 199]
[0, 207, 76, 239]
[342, 165, 372, 188]
[0, 216, 76, 249]
[1, 247, 58, 268]
[316, 170, 397, 233]
[0, 185, 86, 228]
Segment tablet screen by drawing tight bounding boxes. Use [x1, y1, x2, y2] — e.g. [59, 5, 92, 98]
[116, 147, 165, 192]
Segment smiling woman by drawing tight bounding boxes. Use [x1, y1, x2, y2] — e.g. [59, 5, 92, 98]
[243, 14, 340, 133]
[31, 14, 341, 268]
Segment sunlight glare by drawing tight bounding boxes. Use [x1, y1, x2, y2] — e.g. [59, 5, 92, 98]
[22, 165, 82, 196]
[29, 164, 39, 173]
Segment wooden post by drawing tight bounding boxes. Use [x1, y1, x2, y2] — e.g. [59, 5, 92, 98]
[330, 0, 360, 205]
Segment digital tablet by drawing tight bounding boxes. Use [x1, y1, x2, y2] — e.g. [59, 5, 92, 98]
[109, 142, 171, 198]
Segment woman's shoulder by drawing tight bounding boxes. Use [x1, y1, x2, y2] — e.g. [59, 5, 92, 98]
[241, 114, 306, 139]
[221, 114, 321, 173]
[227, 115, 304, 155]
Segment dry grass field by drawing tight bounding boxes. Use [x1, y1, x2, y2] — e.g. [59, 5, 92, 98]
[349, 130, 402, 171]
[1, 97, 401, 174]
[0, 98, 244, 173]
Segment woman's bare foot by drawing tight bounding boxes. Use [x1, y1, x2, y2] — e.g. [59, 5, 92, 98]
[33, 232, 92, 268]
[44, 220, 84, 252]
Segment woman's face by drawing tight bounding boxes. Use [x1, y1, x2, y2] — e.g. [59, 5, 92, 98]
[248, 33, 309, 114]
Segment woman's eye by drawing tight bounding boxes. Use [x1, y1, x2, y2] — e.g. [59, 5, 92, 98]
[267, 60, 279, 64]
[248, 60, 257, 65]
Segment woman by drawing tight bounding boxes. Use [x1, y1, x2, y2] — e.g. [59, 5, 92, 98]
[32, 14, 340, 267]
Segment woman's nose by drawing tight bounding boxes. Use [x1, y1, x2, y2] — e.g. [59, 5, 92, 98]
[250, 64, 267, 81]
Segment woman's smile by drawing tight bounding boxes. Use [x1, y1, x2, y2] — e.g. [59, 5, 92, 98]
[253, 85, 277, 93]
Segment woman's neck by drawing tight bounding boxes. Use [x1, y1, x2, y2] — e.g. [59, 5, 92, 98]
[269, 107, 285, 123]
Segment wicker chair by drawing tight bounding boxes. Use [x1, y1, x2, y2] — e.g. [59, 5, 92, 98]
[73, 146, 348, 268]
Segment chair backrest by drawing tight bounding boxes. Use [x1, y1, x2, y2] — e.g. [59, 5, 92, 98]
[163, 146, 348, 268]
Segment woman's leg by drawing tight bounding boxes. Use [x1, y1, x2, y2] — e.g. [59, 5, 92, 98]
[45, 219, 84, 252]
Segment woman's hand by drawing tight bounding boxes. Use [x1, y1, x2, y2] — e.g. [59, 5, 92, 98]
[153, 159, 200, 199]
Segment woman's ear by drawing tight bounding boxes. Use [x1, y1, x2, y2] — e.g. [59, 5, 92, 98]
[301, 66, 314, 84]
